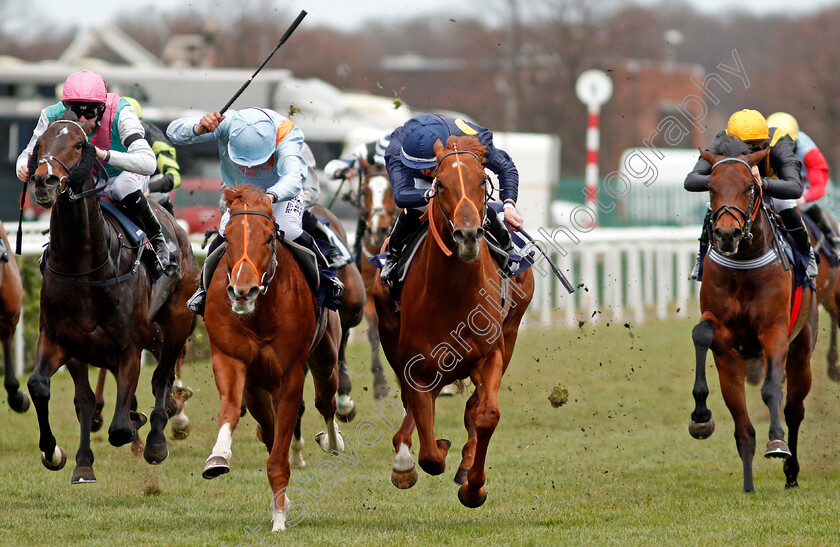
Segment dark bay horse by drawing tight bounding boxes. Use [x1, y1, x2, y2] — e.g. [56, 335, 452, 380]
[373, 136, 534, 507]
[0, 221, 26, 413]
[356, 161, 398, 399]
[310, 202, 365, 422]
[27, 115, 199, 483]
[689, 138, 817, 492]
[201, 185, 344, 532]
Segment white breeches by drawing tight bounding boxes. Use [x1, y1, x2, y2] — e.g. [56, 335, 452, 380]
[219, 194, 303, 241]
[99, 171, 150, 202]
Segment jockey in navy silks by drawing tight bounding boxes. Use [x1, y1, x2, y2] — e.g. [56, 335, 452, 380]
[379, 113, 523, 288]
[16, 70, 175, 276]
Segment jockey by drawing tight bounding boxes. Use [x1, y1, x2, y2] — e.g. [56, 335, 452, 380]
[16, 70, 176, 276]
[124, 97, 181, 216]
[324, 134, 391, 180]
[380, 113, 522, 288]
[166, 107, 344, 314]
[686, 109, 816, 279]
[766, 112, 839, 252]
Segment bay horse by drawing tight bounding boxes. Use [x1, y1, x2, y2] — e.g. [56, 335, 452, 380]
[0, 221, 26, 413]
[373, 135, 534, 507]
[27, 114, 199, 483]
[689, 137, 817, 492]
[356, 160, 399, 399]
[201, 185, 344, 532]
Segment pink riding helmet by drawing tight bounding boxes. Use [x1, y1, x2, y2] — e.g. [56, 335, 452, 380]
[61, 70, 107, 103]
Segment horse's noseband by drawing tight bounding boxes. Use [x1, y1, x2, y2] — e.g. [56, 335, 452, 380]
[710, 157, 762, 244]
[228, 208, 278, 294]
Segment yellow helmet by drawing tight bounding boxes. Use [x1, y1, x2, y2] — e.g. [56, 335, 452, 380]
[124, 96, 143, 121]
[766, 112, 799, 141]
[726, 109, 768, 141]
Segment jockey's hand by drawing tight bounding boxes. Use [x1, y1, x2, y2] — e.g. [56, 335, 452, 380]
[197, 112, 225, 135]
[337, 167, 357, 180]
[423, 186, 436, 202]
[796, 196, 806, 206]
[750, 165, 762, 186]
[16, 164, 29, 182]
[504, 205, 524, 229]
[94, 146, 108, 161]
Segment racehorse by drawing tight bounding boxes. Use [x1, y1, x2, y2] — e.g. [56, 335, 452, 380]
[0, 221, 26, 413]
[688, 138, 817, 492]
[26, 113, 199, 483]
[373, 136, 534, 507]
[201, 184, 344, 532]
[355, 160, 398, 399]
[310, 202, 365, 421]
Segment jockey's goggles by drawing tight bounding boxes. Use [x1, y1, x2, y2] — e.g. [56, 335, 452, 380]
[64, 101, 105, 120]
[744, 139, 769, 152]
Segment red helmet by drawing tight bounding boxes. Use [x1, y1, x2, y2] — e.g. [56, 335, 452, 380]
[61, 70, 107, 103]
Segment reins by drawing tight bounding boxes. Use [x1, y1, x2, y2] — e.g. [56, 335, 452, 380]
[228, 207, 278, 294]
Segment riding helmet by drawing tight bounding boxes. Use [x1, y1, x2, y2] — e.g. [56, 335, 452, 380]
[726, 109, 769, 142]
[61, 70, 107, 103]
[228, 108, 277, 168]
[400, 113, 450, 169]
[766, 112, 799, 141]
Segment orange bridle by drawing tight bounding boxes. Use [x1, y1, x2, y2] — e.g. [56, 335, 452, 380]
[228, 205, 278, 293]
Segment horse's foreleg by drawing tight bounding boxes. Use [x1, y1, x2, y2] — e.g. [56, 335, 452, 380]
[391, 400, 417, 489]
[455, 389, 479, 485]
[366, 300, 390, 399]
[336, 329, 356, 423]
[268, 364, 305, 532]
[783, 315, 816, 488]
[108, 350, 141, 448]
[144, 355, 177, 465]
[715, 352, 756, 492]
[404, 384, 449, 478]
[758, 326, 791, 458]
[828, 308, 840, 381]
[3, 334, 29, 413]
[689, 318, 717, 439]
[169, 349, 193, 440]
[66, 359, 96, 483]
[244, 386, 277, 453]
[458, 351, 504, 508]
[91, 368, 106, 432]
[27, 337, 69, 471]
[203, 352, 247, 479]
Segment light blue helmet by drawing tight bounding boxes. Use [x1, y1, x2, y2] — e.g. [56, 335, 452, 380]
[400, 114, 449, 169]
[227, 108, 276, 167]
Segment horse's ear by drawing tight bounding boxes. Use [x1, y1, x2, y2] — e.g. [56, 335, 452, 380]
[699, 148, 722, 166]
[745, 148, 769, 167]
[433, 138, 445, 158]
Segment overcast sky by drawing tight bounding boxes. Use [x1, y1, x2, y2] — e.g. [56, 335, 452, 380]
[9, 0, 840, 36]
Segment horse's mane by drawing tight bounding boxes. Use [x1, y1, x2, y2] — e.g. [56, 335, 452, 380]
[223, 184, 272, 213]
[716, 135, 753, 158]
[443, 135, 486, 165]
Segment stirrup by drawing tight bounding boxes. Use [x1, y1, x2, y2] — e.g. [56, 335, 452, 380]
[187, 286, 206, 315]
[329, 278, 345, 299]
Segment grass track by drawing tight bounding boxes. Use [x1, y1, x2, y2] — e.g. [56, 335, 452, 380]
[3, 315, 840, 545]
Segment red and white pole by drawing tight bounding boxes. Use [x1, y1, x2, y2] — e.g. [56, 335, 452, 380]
[575, 69, 613, 228]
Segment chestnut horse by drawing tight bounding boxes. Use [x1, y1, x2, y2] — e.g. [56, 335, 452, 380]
[356, 161, 398, 399]
[0, 221, 26, 413]
[27, 114, 199, 483]
[689, 138, 817, 492]
[202, 185, 344, 532]
[373, 136, 534, 507]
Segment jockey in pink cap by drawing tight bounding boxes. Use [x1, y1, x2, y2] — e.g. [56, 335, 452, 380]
[16, 70, 176, 276]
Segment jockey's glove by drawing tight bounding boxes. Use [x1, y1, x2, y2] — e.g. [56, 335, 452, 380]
[423, 187, 436, 202]
[148, 174, 176, 194]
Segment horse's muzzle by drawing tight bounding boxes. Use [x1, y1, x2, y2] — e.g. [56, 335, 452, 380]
[31, 174, 60, 208]
[453, 227, 484, 261]
[227, 284, 260, 315]
[713, 226, 742, 256]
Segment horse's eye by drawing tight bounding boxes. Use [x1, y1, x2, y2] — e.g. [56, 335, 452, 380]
[75, 142, 84, 150]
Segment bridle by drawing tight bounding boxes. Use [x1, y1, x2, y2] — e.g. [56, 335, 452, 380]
[427, 146, 489, 257]
[709, 157, 763, 245]
[227, 207, 278, 294]
[36, 120, 106, 202]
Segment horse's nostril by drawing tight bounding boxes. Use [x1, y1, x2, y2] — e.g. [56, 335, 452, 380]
[452, 229, 464, 243]
[246, 287, 260, 300]
[732, 228, 742, 239]
[226, 286, 236, 300]
[713, 227, 725, 239]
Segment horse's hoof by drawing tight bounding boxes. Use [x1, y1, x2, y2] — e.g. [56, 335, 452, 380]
[203, 456, 230, 479]
[130, 435, 145, 456]
[9, 392, 30, 413]
[373, 379, 391, 400]
[391, 466, 418, 489]
[828, 365, 840, 382]
[785, 481, 799, 489]
[172, 423, 190, 440]
[454, 467, 469, 485]
[458, 483, 487, 508]
[765, 439, 791, 459]
[41, 447, 67, 471]
[90, 414, 104, 433]
[71, 466, 96, 484]
[144, 442, 169, 465]
[336, 407, 357, 423]
[165, 396, 178, 418]
[688, 418, 715, 439]
[336, 395, 356, 423]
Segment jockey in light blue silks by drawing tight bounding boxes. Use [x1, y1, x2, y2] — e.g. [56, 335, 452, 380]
[16, 70, 175, 275]
[166, 107, 344, 315]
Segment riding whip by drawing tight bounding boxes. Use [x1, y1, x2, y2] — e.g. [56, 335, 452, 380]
[219, 10, 308, 113]
[516, 226, 575, 294]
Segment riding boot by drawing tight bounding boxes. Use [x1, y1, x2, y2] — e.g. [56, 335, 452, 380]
[380, 208, 423, 288]
[780, 207, 818, 278]
[121, 190, 177, 276]
[806, 204, 840, 251]
[302, 210, 344, 266]
[186, 234, 225, 316]
[294, 231, 344, 301]
[690, 208, 712, 281]
[484, 207, 517, 275]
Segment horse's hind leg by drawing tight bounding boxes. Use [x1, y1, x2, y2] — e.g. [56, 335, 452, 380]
[827, 307, 840, 381]
[2, 333, 29, 413]
[144, 358, 175, 465]
[783, 321, 815, 488]
[108, 349, 141, 448]
[27, 337, 69, 471]
[169, 349, 193, 440]
[689, 319, 717, 439]
[91, 369, 106, 432]
[366, 297, 391, 399]
[66, 360, 96, 484]
[268, 363, 305, 532]
[715, 352, 757, 492]
[336, 329, 356, 423]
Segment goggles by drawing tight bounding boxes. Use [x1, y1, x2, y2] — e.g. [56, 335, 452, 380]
[63, 101, 105, 120]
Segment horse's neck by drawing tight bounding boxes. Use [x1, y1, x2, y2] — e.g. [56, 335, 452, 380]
[49, 197, 110, 263]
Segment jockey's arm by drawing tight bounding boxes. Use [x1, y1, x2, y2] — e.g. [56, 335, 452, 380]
[301, 142, 320, 209]
[265, 127, 307, 203]
[104, 110, 155, 175]
[684, 157, 712, 192]
[145, 122, 182, 192]
[15, 110, 51, 182]
[800, 147, 830, 202]
[166, 115, 224, 145]
[760, 139, 803, 200]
